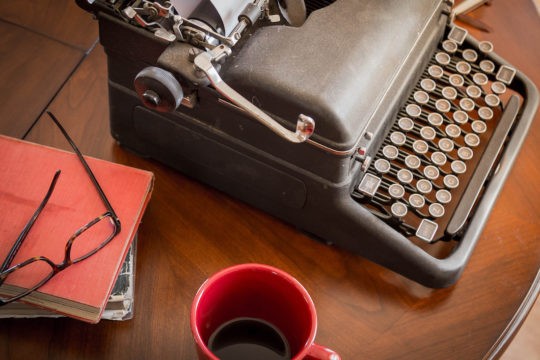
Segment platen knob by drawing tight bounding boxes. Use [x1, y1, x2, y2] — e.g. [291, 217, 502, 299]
[134, 67, 184, 113]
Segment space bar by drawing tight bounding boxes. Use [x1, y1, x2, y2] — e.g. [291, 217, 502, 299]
[446, 95, 520, 236]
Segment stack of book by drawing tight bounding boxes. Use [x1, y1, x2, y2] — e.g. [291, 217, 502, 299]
[0, 135, 154, 323]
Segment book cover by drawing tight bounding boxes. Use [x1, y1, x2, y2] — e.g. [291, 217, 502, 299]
[0, 135, 153, 323]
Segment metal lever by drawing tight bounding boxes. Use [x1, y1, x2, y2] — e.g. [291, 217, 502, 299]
[193, 45, 315, 143]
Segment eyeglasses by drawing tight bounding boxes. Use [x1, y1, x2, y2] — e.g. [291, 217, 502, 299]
[0, 112, 121, 306]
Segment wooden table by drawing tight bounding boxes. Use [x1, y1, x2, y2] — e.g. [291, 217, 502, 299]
[0, 1, 539, 359]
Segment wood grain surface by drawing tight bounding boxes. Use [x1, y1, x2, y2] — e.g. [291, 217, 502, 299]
[0, 1, 539, 359]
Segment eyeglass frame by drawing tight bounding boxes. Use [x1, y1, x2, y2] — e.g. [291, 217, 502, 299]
[0, 111, 122, 306]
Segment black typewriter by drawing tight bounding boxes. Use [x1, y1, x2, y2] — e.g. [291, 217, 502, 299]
[77, 0, 538, 287]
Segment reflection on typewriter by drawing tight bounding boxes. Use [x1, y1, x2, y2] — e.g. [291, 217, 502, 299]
[77, 0, 538, 287]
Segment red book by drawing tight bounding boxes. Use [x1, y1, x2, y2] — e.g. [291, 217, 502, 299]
[0, 135, 154, 323]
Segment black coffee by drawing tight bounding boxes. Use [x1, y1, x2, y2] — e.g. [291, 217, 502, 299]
[208, 317, 291, 360]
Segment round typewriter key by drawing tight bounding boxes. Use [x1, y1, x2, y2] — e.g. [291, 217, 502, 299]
[428, 112, 444, 126]
[485, 93, 501, 107]
[491, 81, 507, 94]
[449, 74, 465, 87]
[442, 86, 458, 100]
[464, 133, 481, 147]
[453, 110, 469, 124]
[462, 49, 478, 62]
[459, 97, 475, 112]
[429, 203, 445, 218]
[436, 189, 452, 204]
[435, 99, 451, 113]
[478, 40, 494, 54]
[458, 146, 474, 160]
[390, 131, 407, 146]
[428, 65, 444, 79]
[438, 138, 455, 152]
[431, 151, 447, 166]
[420, 78, 437, 92]
[442, 39, 458, 53]
[471, 120, 487, 134]
[466, 85, 482, 99]
[473, 72, 489, 86]
[478, 106, 494, 120]
[398, 117, 415, 131]
[451, 160, 467, 174]
[408, 193, 425, 209]
[416, 179, 433, 194]
[456, 61, 471, 75]
[406, 104, 422, 118]
[420, 126, 436, 141]
[445, 124, 461, 138]
[397, 169, 414, 184]
[424, 165, 440, 180]
[479, 59, 496, 74]
[413, 140, 429, 154]
[388, 183, 405, 199]
[405, 154, 421, 169]
[374, 158, 391, 174]
[414, 90, 430, 104]
[435, 52, 451, 66]
[444, 174, 460, 189]
[391, 202, 408, 218]
[383, 145, 399, 160]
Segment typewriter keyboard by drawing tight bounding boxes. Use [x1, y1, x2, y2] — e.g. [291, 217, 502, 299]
[353, 25, 521, 244]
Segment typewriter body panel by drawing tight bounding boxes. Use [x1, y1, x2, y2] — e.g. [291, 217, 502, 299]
[78, 0, 538, 287]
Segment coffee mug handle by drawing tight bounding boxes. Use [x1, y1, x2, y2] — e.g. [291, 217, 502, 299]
[304, 343, 341, 360]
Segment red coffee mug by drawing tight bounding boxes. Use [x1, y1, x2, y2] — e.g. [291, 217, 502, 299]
[190, 263, 341, 360]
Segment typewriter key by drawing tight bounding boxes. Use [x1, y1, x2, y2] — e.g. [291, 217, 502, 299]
[431, 151, 447, 166]
[416, 219, 439, 243]
[464, 133, 481, 147]
[435, 52, 451, 66]
[416, 179, 433, 194]
[398, 117, 415, 131]
[478, 41, 494, 54]
[485, 93, 501, 107]
[409, 193, 425, 209]
[391, 202, 408, 218]
[491, 81, 507, 94]
[405, 155, 421, 170]
[451, 160, 467, 174]
[397, 169, 414, 184]
[471, 120, 487, 134]
[420, 78, 437, 92]
[435, 99, 451, 113]
[428, 65, 444, 79]
[445, 124, 461, 138]
[438, 138, 455, 152]
[466, 85, 482, 99]
[442, 39, 458, 53]
[456, 61, 472, 75]
[458, 147, 474, 160]
[478, 106, 494, 120]
[428, 113, 444, 126]
[444, 174, 460, 189]
[473, 72, 489, 86]
[383, 145, 399, 160]
[424, 165, 440, 180]
[436, 189, 452, 204]
[429, 203, 445, 218]
[420, 126, 436, 141]
[442, 86, 457, 100]
[374, 159, 391, 174]
[462, 49, 478, 63]
[406, 104, 422, 118]
[459, 98, 475, 112]
[449, 74, 465, 87]
[413, 140, 429, 154]
[388, 183, 405, 199]
[390, 131, 407, 146]
[496, 65, 516, 84]
[414, 90, 430, 104]
[479, 59, 496, 74]
[453, 110, 469, 124]
[358, 173, 381, 196]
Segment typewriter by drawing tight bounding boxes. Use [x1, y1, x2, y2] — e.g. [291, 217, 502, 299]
[77, 0, 538, 287]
